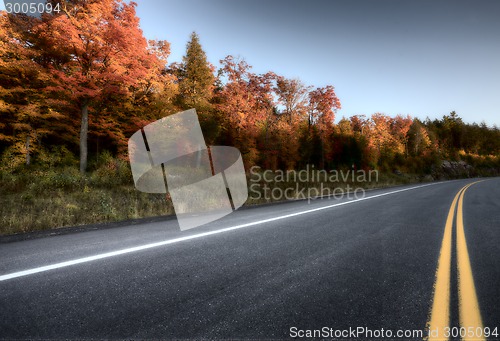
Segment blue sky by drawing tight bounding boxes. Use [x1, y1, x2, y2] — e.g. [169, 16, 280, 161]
[134, 0, 500, 127]
[2, 0, 499, 126]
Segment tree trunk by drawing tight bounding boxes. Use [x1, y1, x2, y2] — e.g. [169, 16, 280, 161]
[25, 135, 30, 166]
[320, 133, 325, 169]
[80, 101, 89, 174]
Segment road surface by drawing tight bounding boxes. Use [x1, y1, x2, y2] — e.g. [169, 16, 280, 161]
[0, 178, 499, 340]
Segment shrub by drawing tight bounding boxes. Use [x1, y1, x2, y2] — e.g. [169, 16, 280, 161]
[89, 150, 133, 187]
[36, 146, 78, 169]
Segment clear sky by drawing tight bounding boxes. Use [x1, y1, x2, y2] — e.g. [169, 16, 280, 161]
[134, 0, 500, 127]
[2, 0, 499, 126]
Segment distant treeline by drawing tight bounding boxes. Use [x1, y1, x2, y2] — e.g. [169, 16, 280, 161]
[1, 0, 499, 176]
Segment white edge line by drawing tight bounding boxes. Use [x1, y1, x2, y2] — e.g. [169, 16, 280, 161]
[0, 182, 443, 282]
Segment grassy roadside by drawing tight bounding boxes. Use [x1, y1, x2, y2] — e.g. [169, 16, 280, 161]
[0, 157, 427, 236]
[0, 151, 173, 235]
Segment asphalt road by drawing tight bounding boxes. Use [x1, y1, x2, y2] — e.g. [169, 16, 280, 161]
[0, 179, 499, 340]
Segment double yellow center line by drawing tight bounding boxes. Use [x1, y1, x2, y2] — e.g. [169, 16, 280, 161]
[427, 181, 484, 341]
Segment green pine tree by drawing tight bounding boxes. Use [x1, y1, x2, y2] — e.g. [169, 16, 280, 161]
[178, 32, 214, 107]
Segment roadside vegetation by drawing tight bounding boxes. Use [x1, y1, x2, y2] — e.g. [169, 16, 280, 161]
[0, 163, 415, 236]
[0, 150, 171, 235]
[1, 148, 497, 235]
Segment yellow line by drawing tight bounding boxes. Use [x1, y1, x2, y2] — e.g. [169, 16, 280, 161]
[427, 186, 464, 341]
[426, 181, 485, 341]
[456, 182, 485, 341]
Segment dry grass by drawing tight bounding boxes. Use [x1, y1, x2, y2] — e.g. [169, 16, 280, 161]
[0, 153, 174, 235]
[0, 157, 424, 236]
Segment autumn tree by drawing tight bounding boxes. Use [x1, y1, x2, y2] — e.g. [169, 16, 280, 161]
[390, 114, 413, 155]
[27, 0, 161, 173]
[274, 77, 309, 125]
[368, 113, 392, 154]
[130, 39, 177, 117]
[217, 55, 276, 167]
[307, 85, 341, 167]
[308, 85, 341, 129]
[0, 12, 67, 166]
[408, 119, 431, 156]
[101, 39, 176, 156]
[336, 117, 353, 136]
